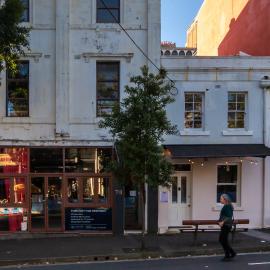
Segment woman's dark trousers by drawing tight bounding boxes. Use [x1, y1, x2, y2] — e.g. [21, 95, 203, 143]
[219, 225, 235, 257]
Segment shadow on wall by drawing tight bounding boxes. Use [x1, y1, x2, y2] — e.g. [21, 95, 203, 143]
[218, 0, 270, 56]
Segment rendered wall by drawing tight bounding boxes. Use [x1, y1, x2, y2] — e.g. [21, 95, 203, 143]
[187, 0, 270, 56]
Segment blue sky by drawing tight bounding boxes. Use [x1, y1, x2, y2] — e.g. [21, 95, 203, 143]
[161, 0, 204, 47]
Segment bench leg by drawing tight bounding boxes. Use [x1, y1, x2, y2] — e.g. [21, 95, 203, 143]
[193, 225, 198, 245]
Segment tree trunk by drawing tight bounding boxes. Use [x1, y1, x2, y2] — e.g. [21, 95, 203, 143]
[139, 183, 146, 250]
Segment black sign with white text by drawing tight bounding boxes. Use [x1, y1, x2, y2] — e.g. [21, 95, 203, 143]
[65, 208, 112, 231]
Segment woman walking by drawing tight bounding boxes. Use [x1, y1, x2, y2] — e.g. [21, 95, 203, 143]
[218, 193, 236, 261]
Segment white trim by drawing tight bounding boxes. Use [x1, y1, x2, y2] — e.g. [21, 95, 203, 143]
[222, 130, 253, 136]
[82, 53, 134, 63]
[180, 130, 210, 136]
[211, 205, 244, 211]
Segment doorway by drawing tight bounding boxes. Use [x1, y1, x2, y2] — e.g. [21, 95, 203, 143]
[30, 176, 63, 232]
[168, 172, 191, 226]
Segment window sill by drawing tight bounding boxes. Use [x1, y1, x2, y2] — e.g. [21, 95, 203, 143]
[222, 130, 253, 136]
[212, 205, 244, 211]
[180, 130, 210, 136]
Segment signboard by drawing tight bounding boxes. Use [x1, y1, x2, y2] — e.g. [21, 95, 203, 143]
[160, 191, 168, 203]
[65, 208, 112, 231]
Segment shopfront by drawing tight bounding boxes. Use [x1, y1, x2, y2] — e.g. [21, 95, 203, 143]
[0, 147, 113, 233]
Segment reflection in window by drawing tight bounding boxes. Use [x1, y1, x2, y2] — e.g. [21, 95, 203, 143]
[96, 0, 120, 23]
[0, 179, 10, 204]
[20, 0, 29, 22]
[228, 92, 247, 128]
[97, 148, 113, 173]
[83, 178, 95, 203]
[65, 148, 96, 173]
[185, 92, 203, 129]
[14, 178, 25, 204]
[30, 148, 63, 173]
[0, 148, 28, 173]
[68, 178, 79, 203]
[7, 61, 29, 117]
[217, 165, 239, 203]
[171, 177, 177, 203]
[98, 178, 109, 203]
[96, 62, 119, 116]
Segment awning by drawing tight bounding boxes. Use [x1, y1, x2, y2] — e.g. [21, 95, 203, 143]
[164, 144, 270, 158]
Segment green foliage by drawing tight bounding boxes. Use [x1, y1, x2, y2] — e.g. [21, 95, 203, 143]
[0, 0, 30, 73]
[99, 65, 178, 187]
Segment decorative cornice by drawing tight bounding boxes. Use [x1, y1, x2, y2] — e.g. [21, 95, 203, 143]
[24, 52, 43, 62]
[81, 52, 134, 63]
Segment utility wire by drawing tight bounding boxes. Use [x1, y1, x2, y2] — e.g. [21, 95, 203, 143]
[99, 0, 178, 94]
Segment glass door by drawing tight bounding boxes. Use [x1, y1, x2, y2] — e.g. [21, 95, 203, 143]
[30, 176, 63, 231]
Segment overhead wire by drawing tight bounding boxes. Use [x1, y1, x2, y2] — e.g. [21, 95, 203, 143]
[99, 0, 178, 95]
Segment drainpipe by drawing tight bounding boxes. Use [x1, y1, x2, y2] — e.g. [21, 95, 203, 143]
[260, 77, 270, 227]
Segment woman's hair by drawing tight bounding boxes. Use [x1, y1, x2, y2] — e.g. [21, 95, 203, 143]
[221, 193, 234, 209]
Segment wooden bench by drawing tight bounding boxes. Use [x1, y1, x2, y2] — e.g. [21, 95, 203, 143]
[181, 219, 250, 242]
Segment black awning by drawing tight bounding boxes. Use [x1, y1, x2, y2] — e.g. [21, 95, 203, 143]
[164, 144, 270, 158]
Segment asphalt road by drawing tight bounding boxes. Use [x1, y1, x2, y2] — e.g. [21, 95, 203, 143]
[1, 253, 270, 270]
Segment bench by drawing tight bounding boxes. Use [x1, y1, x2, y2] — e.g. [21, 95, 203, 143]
[181, 219, 250, 242]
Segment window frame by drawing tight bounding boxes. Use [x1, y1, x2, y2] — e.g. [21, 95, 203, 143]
[0, 177, 28, 207]
[184, 92, 204, 129]
[216, 163, 241, 206]
[65, 176, 112, 208]
[96, 61, 120, 117]
[227, 92, 248, 129]
[96, 0, 120, 23]
[20, 0, 30, 23]
[6, 60, 30, 117]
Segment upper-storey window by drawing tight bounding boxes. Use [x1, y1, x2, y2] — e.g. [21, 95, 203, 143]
[96, 62, 120, 117]
[96, 0, 120, 23]
[20, 0, 29, 22]
[6, 61, 29, 117]
[228, 92, 247, 129]
[184, 92, 204, 128]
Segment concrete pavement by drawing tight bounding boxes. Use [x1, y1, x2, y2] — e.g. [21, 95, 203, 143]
[0, 230, 269, 267]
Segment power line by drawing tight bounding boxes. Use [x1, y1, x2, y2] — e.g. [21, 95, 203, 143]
[99, 0, 178, 95]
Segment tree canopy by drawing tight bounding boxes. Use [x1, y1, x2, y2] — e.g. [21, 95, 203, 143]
[99, 65, 178, 188]
[0, 0, 29, 73]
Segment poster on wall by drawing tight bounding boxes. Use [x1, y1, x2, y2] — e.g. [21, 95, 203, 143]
[65, 208, 112, 231]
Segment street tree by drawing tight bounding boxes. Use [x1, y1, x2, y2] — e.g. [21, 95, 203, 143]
[0, 0, 29, 73]
[99, 66, 178, 246]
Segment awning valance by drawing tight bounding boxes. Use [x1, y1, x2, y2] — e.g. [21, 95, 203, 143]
[164, 144, 270, 158]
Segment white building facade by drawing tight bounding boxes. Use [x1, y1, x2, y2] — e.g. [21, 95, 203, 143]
[1, 0, 270, 234]
[0, 0, 160, 233]
[159, 56, 270, 232]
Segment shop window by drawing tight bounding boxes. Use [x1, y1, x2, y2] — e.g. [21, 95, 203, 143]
[65, 148, 96, 173]
[184, 92, 204, 129]
[20, 0, 29, 22]
[30, 148, 63, 173]
[0, 148, 28, 174]
[0, 179, 11, 204]
[96, 62, 120, 116]
[0, 207, 26, 232]
[66, 177, 111, 206]
[96, 0, 120, 23]
[6, 61, 29, 117]
[228, 92, 247, 129]
[83, 178, 94, 203]
[67, 178, 79, 203]
[97, 148, 113, 173]
[217, 165, 240, 204]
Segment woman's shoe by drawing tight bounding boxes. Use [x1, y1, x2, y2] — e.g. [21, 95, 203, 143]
[221, 256, 231, 262]
[230, 252, 237, 258]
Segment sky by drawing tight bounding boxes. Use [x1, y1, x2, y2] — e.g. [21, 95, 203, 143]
[161, 0, 204, 47]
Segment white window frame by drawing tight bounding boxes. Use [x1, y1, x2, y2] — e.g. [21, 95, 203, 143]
[227, 92, 248, 129]
[184, 92, 204, 129]
[216, 163, 241, 206]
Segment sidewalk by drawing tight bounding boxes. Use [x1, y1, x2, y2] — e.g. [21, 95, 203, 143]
[0, 230, 269, 267]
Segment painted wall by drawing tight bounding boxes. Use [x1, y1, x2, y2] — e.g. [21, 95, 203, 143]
[187, 0, 270, 56]
[0, 0, 161, 145]
[161, 56, 270, 145]
[159, 157, 264, 233]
